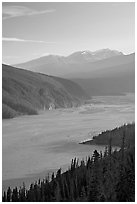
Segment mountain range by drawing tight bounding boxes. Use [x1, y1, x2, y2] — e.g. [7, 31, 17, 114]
[15, 49, 123, 76]
[15, 49, 135, 96]
[2, 64, 89, 119]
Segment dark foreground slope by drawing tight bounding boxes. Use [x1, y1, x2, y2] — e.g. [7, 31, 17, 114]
[3, 123, 135, 202]
[2, 64, 89, 119]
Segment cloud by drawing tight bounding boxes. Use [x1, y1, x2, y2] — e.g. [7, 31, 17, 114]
[2, 5, 55, 20]
[2, 37, 57, 44]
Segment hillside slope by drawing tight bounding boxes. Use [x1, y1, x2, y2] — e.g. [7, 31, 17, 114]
[2, 64, 89, 119]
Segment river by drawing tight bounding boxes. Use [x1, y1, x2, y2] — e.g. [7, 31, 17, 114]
[2, 93, 135, 190]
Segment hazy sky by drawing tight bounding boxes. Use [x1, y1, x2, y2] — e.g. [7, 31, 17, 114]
[2, 2, 135, 64]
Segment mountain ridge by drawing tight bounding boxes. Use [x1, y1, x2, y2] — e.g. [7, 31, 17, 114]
[14, 48, 124, 72]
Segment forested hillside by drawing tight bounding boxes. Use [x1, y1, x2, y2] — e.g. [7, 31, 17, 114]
[2, 123, 135, 202]
[2, 64, 89, 119]
[81, 123, 135, 147]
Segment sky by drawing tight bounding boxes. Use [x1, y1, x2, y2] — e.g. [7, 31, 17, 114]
[2, 2, 135, 64]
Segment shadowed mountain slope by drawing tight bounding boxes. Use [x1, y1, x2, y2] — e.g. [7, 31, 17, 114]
[2, 64, 90, 119]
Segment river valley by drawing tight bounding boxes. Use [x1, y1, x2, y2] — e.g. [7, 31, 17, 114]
[2, 93, 134, 190]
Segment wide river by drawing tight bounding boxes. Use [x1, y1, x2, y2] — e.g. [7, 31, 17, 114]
[2, 94, 135, 190]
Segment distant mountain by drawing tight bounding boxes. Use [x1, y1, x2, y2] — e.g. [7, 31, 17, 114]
[14, 50, 135, 96]
[66, 49, 123, 64]
[2, 64, 90, 119]
[15, 49, 123, 76]
[66, 53, 134, 78]
[72, 53, 135, 96]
